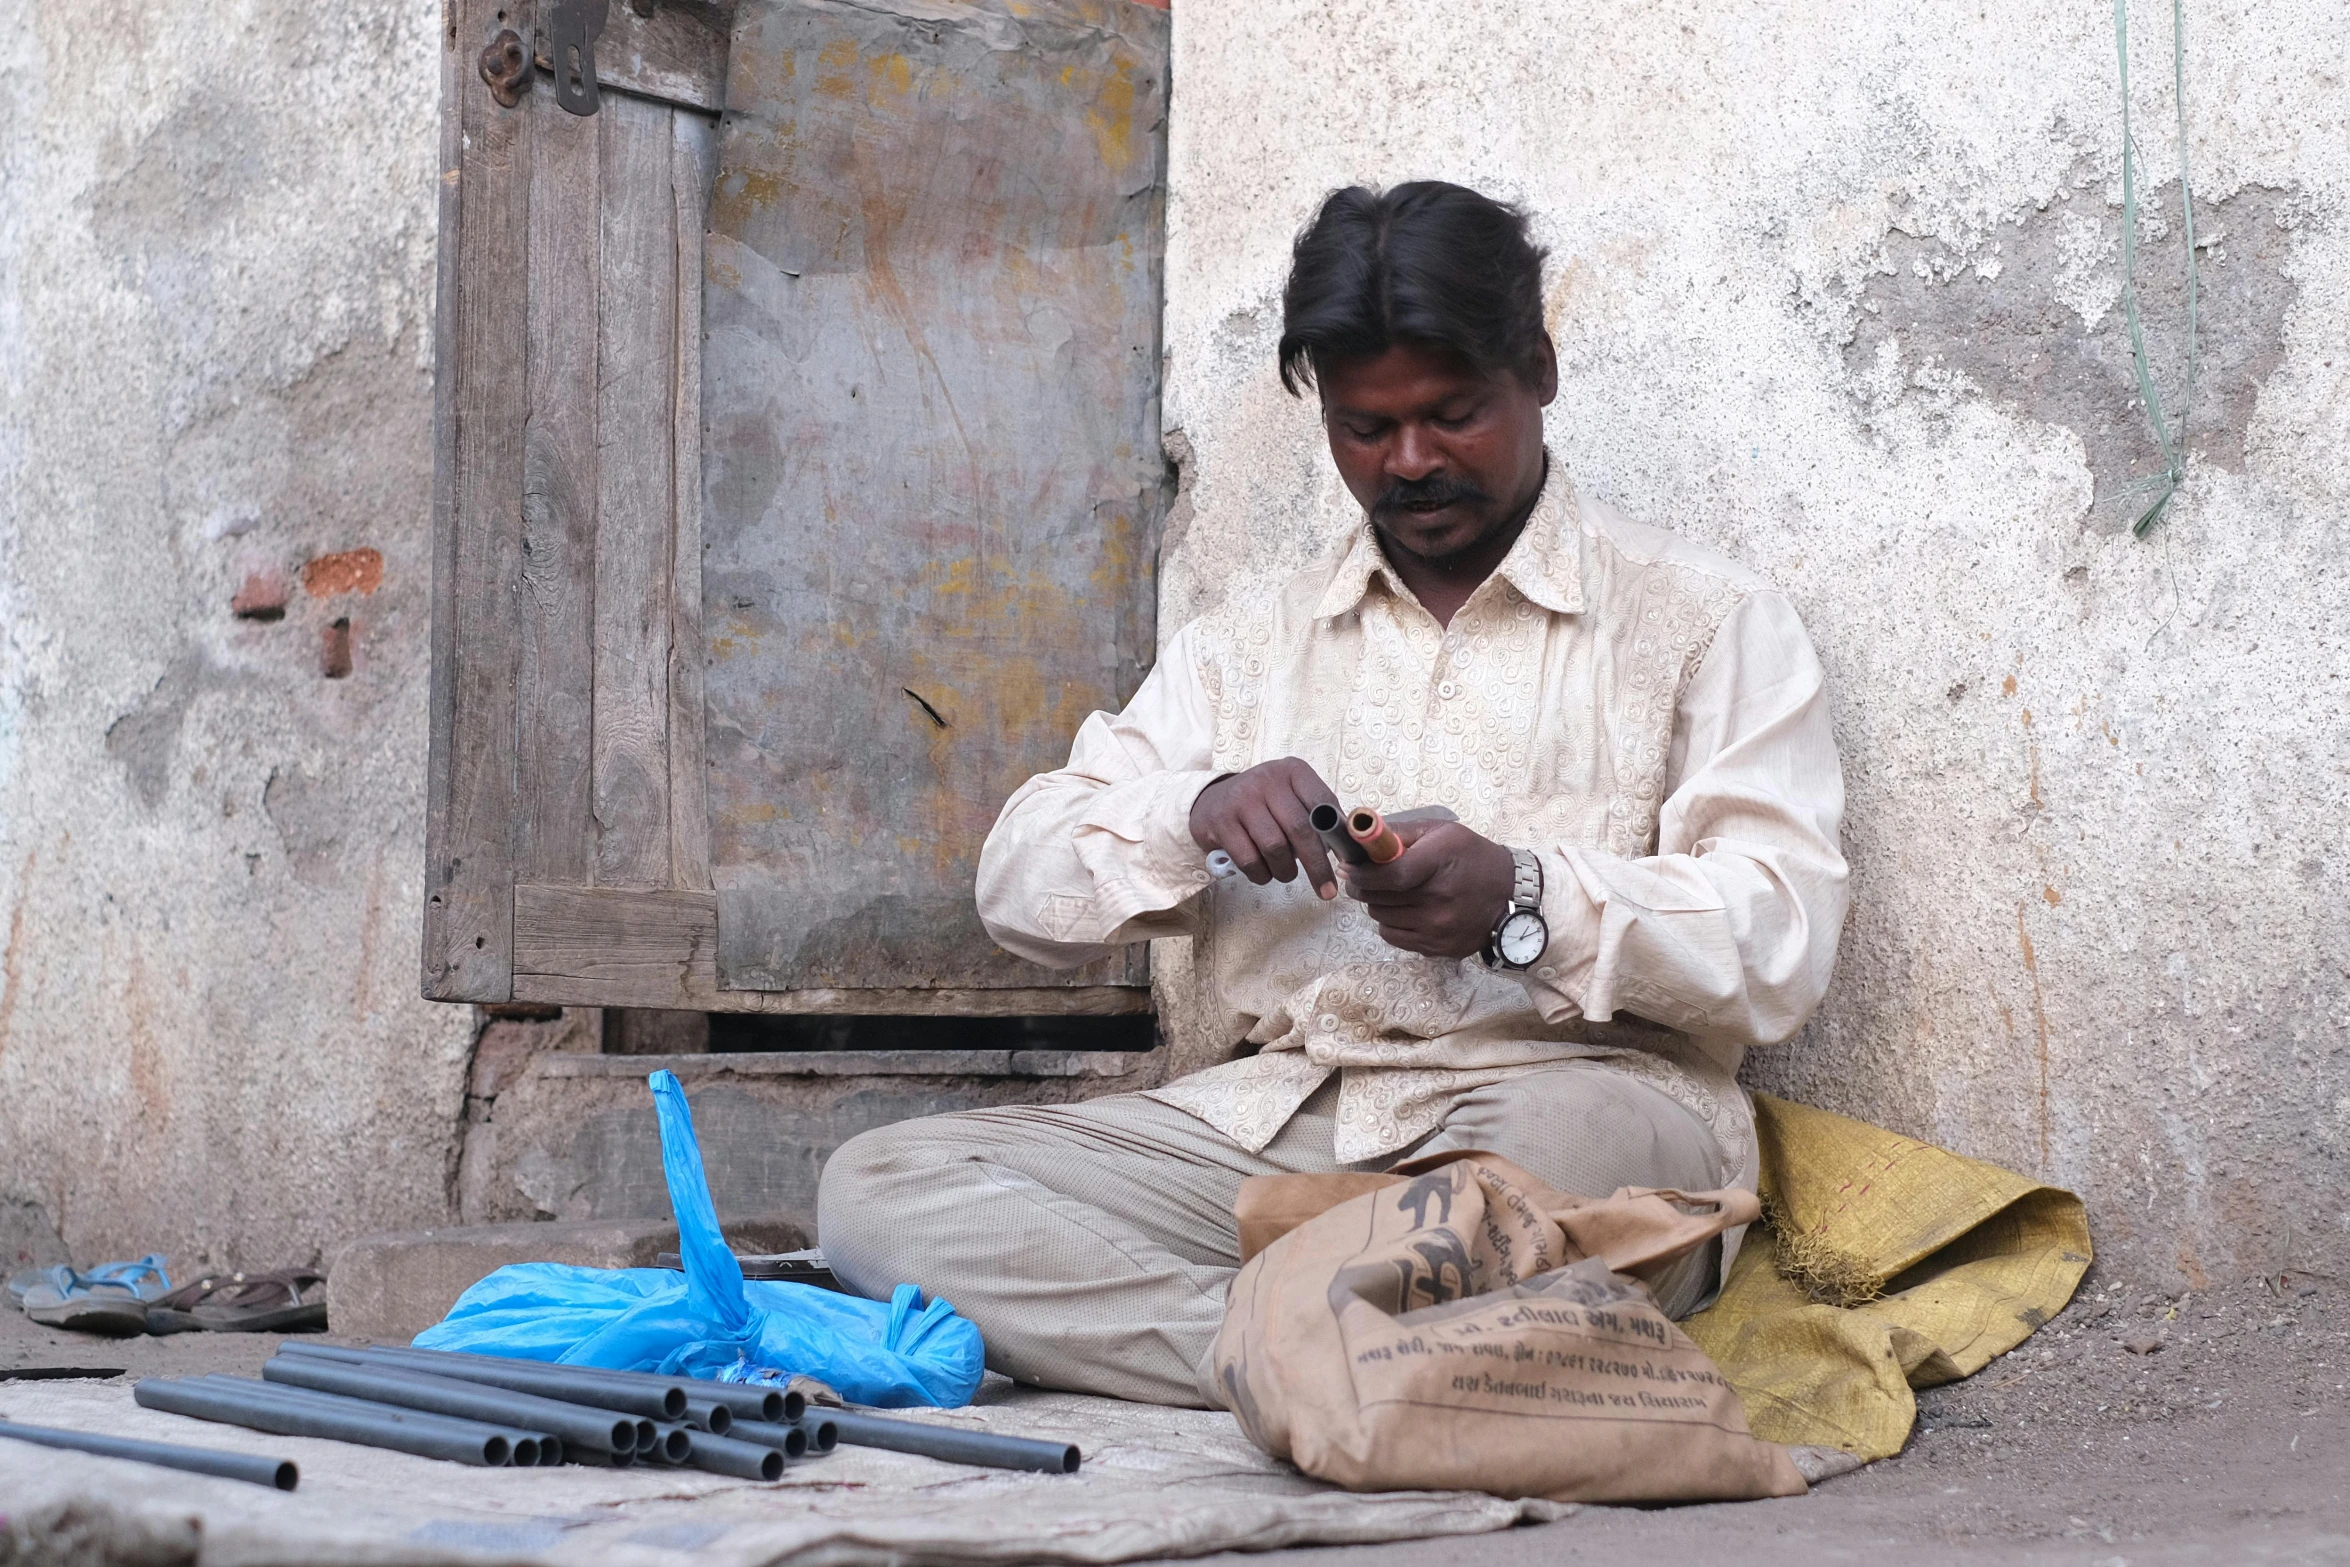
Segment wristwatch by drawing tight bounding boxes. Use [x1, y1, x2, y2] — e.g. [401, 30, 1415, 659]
[1480, 847, 1548, 971]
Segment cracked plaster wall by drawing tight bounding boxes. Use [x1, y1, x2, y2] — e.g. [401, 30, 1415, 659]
[1159, 0, 2349, 1286]
[0, 0, 470, 1269]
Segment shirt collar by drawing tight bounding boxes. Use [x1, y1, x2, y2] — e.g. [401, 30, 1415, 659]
[1313, 460, 1585, 621]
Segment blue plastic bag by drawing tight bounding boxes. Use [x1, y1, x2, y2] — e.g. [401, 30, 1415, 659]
[414, 1070, 983, 1408]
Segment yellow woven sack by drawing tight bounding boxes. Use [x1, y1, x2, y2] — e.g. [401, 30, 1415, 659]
[1681, 1094, 2092, 1460]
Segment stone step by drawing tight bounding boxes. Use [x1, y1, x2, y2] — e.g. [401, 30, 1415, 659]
[325, 1214, 808, 1343]
[462, 1048, 1144, 1230]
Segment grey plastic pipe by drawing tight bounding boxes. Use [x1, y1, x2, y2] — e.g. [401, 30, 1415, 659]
[727, 1418, 808, 1457]
[286, 1338, 800, 1424]
[137, 1378, 519, 1466]
[0, 1417, 298, 1490]
[826, 1409, 1080, 1474]
[192, 1376, 549, 1466]
[262, 1355, 634, 1455]
[280, 1341, 687, 1420]
[681, 1430, 784, 1481]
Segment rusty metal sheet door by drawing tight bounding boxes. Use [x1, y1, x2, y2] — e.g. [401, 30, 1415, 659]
[700, 0, 1167, 993]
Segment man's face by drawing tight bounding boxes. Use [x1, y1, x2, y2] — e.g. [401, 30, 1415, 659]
[1317, 339, 1556, 566]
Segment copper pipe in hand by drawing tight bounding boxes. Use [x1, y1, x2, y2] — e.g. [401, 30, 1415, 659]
[1346, 807, 1404, 863]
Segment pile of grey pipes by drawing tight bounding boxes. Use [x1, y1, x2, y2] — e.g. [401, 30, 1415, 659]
[129, 1342, 1081, 1481]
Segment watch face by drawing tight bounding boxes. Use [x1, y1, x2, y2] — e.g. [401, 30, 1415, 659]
[1497, 909, 1547, 966]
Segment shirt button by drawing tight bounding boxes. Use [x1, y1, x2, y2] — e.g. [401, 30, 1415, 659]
[1535, 965, 1558, 981]
[1318, 1013, 1341, 1031]
[1437, 680, 1458, 699]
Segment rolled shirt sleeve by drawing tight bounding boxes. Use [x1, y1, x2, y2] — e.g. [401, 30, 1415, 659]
[976, 621, 1228, 967]
[1516, 590, 1849, 1049]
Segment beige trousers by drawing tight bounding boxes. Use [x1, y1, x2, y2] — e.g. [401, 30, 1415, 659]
[816, 1062, 1730, 1408]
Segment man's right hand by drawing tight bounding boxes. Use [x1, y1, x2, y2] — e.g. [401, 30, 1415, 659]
[1188, 757, 1341, 900]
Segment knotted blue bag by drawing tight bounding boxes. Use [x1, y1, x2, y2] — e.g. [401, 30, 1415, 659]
[414, 1069, 983, 1408]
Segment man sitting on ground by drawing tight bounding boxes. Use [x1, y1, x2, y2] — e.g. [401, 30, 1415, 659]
[818, 180, 1848, 1407]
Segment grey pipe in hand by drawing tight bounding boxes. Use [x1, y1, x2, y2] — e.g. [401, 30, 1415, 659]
[1308, 802, 1371, 866]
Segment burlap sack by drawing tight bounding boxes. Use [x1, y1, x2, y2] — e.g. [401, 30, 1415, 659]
[1212, 1150, 1808, 1502]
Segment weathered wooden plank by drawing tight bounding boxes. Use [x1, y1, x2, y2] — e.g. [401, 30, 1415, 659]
[423, 0, 468, 996]
[534, 1049, 1141, 1080]
[516, 93, 601, 885]
[667, 110, 716, 891]
[591, 92, 682, 888]
[702, 0, 1170, 991]
[514, 885, 1152, 1013]
[531, 0, 731, 113]
[424, 0, 534, 1002]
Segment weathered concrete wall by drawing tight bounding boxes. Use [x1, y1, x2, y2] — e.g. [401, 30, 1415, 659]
[1160, 0, 2349, 1286]
[0, 0, 470, 1270]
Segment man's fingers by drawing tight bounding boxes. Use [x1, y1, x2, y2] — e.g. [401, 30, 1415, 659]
[1201, 801, 1272, 883]
[1346, 844, 1441, 897]
[1388, 817, 1443, 849]
[1363, 915, 1441, 955]
[1274, 791, 1339, 899]
[1238, 802, 1301, 884]
[1277, 757, 1342, 812]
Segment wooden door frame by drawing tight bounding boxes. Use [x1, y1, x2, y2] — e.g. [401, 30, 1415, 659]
[423, 0, 1154, 1018]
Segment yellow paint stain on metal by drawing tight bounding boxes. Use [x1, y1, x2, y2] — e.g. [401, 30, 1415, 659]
[815, 36, 858, 97]
[867, 51, 912, 101]
[710, 167, 789, 238]
[1083, 57, 1138, 175]
[882, 554, 1127, 881]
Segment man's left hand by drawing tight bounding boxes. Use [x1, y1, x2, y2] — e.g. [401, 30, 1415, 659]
[1343, 820, 1518, 959]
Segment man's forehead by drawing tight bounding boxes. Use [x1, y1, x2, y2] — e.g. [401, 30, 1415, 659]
[1318, 346, 1498, 413]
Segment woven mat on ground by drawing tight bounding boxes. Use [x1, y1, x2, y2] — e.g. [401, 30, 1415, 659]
[1682, 1093, 2093, 1461]
[0, 1378, 1568, 1566]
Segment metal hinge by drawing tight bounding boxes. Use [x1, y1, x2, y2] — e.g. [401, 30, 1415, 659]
[544, 0, 610, 116]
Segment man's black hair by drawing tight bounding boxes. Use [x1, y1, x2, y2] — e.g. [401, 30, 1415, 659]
[1277, 181, 1550, 397]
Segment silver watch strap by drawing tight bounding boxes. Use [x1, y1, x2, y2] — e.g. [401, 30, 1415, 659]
[1509, 847, 1542, 912]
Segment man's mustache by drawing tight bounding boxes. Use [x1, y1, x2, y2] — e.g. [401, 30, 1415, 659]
[1371, 474, 1492, 522]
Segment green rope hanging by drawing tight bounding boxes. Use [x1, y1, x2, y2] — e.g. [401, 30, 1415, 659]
[2112, 0, 2201, 538]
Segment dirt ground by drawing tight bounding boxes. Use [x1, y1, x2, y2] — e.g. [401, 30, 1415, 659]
[4, 1271, 2343, 1566]
[1178, 1271, 2350, 1567]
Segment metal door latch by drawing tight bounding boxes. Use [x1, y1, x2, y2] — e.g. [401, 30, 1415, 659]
[547, 0, 610, 117]
[478, 29, 530, 107]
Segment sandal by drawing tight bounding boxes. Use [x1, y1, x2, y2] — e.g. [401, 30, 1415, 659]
[143, 1273, 233, 1336]
[170, 1268, 327, 1334]
[20, 1255, 172, 1336]
[7, 1264, 71, 1309]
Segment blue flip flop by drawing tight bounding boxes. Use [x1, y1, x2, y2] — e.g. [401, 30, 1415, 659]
[20, 1255, 172, 1337]
[5, 1263, 71, 1309]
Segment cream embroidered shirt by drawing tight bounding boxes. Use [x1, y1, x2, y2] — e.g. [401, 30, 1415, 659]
[974, 472, 1848, 1186]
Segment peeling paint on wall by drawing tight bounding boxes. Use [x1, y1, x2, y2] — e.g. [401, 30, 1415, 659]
[1158, 0, 2350, 1288]
[0, 0, 468, 1269]
[1844, 180, 2302, 501]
